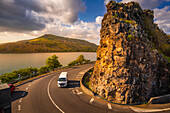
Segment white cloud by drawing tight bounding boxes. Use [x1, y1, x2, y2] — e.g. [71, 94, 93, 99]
[154, 6, 170, 34]
[0, 16, 101, 45]
[104, 0, 111, 5]
[96, 16, 103, 24]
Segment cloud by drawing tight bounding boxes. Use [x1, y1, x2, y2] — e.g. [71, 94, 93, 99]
[0, 16, 101, 45]
[0, 0, 86, 32]
[121, 0, 167, 9]
[154, 6, 170, 34]
[96, 16, 103, 24]
[104, 0, 111, 5]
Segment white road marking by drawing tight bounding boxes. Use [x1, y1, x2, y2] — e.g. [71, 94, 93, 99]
[76, 74, 82, 76]
[19, 98, 22, 103]
[78, 72, 84, 74]
[47, 75, 65, 113]
[89, 98, 94, 104]
[68, 88, 74, 90]
[29, 84, 31, 86]
[72, 90, 76, 94]
[18, 105, 21, 111]
[107, 103, 112, 110]
[77, 92, 83, 95]
[26, 87, 28, 90]
[130, 107, 170, 112]
[22, 92, 25, 97]
[76, 89, 79, 93]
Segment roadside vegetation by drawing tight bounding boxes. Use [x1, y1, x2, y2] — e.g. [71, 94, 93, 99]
[0, 54, 93, 84]
[83, 68, 93, 89]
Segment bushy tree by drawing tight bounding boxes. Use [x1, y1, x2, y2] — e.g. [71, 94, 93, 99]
[76, 55, 85, 64]
[45, 55, 62, 70]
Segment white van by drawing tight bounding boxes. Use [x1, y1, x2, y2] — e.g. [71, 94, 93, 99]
[57, 72, 68, 87]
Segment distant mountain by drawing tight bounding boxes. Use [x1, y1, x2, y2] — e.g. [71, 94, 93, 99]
[0, 34, 98, 53]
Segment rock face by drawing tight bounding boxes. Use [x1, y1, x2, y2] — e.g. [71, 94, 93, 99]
[90, 1, 170, 104]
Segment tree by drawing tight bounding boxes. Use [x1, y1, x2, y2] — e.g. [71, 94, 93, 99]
[45, 55, 62, 70]
[76, 55, 85, 64]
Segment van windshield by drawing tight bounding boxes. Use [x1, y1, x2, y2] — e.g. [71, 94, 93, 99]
[58, 78, 67, 81]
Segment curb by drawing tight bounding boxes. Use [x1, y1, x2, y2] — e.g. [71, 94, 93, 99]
[148, 94, 170, 104]
[80, 67, 95, 97]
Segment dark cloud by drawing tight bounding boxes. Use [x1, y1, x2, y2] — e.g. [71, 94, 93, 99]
[0, 0, 46, 32]
[0, 0, 86, 32]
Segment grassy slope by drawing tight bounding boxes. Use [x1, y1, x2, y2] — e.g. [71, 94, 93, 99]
[0, 34, 98, 53]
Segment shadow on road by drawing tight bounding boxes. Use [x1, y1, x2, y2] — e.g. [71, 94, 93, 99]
[11, 91, 28, 102]
[67, 80, 80, 88]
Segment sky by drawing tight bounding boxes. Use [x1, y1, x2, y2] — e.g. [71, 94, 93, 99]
[0, 0, 169, 45]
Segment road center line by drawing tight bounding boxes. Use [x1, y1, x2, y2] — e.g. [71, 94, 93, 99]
[107, 103, 112, 110]
[29, 84, 31, 86]
[47, 75, 65, 113]
[89, 98, 94, 104]
[19, 98, 22, 103]
[18, 105, 21, 111]
[130, 107, 170, 112]
[26, 87, 28, 90]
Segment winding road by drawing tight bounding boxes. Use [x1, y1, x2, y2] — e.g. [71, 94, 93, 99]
[11, 63, 170, 113]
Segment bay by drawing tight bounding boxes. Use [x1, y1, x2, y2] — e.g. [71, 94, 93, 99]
[0, 52, 96, 75]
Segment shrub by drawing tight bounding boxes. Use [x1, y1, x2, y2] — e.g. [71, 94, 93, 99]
[38, 66, 49, 74]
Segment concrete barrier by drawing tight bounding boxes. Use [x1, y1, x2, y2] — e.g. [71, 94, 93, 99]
[80, 67, 95, 97]
[148, 94, 170, 104]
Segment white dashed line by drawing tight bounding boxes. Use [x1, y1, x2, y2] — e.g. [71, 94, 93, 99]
[22, 92, 25, 97]
[19, 98, 22, 103]
[72, 90, 76, 94]
[26, 87, 28, 90]
[68, 88, 74, 90]
[107, 103, 112, 110]
[29, 84, 31, 86]
[47, 75, 65, 113]
[18, 105, 21, 111]
[76, 89, 79, 93]
[76, 74, 82, 76]
[77, 92, 83, 95]
[78, 72, 84, 74]
[130, 107, 170, 112]
[89, 98, 94, 104]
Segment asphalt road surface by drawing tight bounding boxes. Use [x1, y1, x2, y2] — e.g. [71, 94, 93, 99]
[11, 63, 170, 113]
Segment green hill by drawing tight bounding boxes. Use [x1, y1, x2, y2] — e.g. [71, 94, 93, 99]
[0, 34, 98, 53]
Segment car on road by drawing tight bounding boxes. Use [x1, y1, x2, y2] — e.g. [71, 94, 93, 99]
[8, 84, 15, 93]
[57, 72, 68, 87]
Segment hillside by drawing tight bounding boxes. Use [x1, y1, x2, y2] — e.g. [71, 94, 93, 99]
[0, 34, 98, 53]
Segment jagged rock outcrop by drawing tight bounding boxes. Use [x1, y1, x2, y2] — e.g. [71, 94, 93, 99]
[90, 1, 170, 104]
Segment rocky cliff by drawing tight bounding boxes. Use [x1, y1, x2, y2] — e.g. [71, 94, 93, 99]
[90, 1, 170, 104]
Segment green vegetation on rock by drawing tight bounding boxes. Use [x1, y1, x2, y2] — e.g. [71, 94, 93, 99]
[0, 34, 98, 53]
